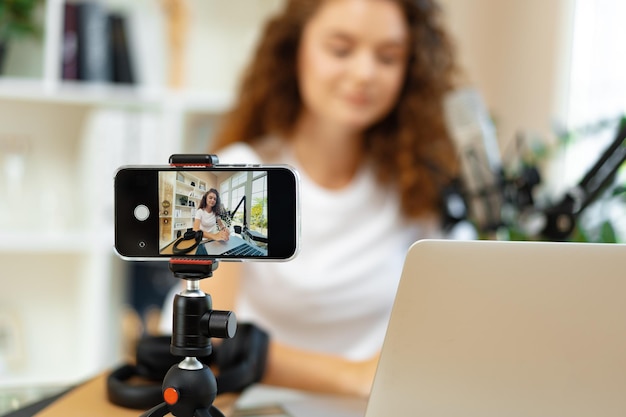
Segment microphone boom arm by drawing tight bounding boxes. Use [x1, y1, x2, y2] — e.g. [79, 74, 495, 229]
[542, 117, 626, 240]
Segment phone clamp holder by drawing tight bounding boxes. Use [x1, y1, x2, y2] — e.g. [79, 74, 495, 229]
[140, 258, 236, 417]
[169, 153, 219, 167]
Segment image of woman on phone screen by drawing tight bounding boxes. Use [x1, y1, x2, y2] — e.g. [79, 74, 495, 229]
[194, 189, 230, 242]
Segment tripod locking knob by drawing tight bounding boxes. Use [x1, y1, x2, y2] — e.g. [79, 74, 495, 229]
[203, 310, 237, 339]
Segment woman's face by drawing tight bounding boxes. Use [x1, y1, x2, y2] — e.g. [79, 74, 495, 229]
[206, 192, 217, 209]
[297, 0, 409, 131]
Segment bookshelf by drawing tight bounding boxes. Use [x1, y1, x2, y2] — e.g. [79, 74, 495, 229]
[159, 170, 217, 249]
[172, 177, 202, 233]
[0, 0, 284, 389]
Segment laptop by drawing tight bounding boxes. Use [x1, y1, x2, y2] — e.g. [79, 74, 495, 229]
[235, 239, 626, 417]
[201, 234, 267, 256]
[365, 239, 626, 417]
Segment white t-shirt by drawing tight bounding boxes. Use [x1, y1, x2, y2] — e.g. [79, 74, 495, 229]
[195, 208, 219, 234]
[213, 143, 441, 360]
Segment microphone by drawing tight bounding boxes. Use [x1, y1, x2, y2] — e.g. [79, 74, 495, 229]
[443, 87, 504, 232]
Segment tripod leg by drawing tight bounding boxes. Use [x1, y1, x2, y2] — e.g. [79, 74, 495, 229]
[139, 402, 170, 417]
[194, 406, 226, 417]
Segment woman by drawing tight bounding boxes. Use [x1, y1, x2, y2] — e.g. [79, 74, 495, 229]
[187, 0, 458, 397]
[193, 189, 230, 242]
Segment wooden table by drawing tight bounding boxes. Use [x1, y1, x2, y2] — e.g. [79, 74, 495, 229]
[34, 373, 237, 417]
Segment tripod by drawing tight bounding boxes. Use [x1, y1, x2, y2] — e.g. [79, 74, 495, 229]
[140, 258, 236, 417]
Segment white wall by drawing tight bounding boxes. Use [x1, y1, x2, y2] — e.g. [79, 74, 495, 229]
[440, 0, 575, 149]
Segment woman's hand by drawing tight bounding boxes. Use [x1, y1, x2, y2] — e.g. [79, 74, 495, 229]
[216, 228, 230, 241]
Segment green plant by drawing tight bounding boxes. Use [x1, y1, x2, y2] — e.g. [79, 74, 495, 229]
[250, 197, 268, 232]
[495, 117, 626, 243]
[0, 0, 43, 42]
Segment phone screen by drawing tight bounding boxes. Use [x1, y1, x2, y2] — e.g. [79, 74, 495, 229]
[158, 170, 270, 257]
[114, 165, 298, 260]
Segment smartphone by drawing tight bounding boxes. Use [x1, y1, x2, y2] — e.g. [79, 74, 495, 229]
[114, 164, 299, 260]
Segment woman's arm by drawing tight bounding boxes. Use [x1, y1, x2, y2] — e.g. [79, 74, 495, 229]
[263, 342, 379, 397]
[200, 263, 378, 398]
[193, 218, 229, 241]
[216, 217, 230, 241]
[193, 218, 203, 233]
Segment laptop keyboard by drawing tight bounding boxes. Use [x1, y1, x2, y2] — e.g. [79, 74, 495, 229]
[223, 243, 265, 256]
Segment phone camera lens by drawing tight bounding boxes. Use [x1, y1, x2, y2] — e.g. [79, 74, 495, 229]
[138, 241, 146, 248]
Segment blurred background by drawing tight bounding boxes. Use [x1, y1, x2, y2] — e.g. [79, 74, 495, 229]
[1, 0, 625, 411]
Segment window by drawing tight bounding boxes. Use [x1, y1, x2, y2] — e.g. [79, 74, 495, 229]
[219, 171, 268, 235]
[560, 0, 626, 240]
[567, 0, 626, 127]
[250, 174, 268, 235]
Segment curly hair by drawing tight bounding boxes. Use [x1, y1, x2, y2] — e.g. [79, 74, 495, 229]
[212, 0, 460, 218]
[198, 188, 222, 216]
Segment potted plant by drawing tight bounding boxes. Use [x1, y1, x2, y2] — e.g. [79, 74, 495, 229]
[0, 0, 43, 74]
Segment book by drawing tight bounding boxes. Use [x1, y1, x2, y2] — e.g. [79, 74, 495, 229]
[108, 12, 135, 84]
[77, 1, 110, 82]
[61, 2, 80, 80]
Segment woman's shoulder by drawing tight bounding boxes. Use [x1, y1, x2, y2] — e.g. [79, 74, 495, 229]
[214, 142, 264, 164]
[215, 137, 285, 164]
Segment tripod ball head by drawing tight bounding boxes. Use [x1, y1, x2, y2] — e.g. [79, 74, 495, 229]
[162, 363, 222, 417]
[171, 292, 237, 357]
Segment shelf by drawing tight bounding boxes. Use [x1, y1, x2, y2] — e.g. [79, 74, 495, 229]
[0, 78, 233, 112]
[0, 231, 114, 254]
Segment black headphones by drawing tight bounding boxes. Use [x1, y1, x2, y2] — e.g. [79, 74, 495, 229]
[106, 336, 182, 409]
[172, 228, 203, 255]
[106, 324, 269, 410]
